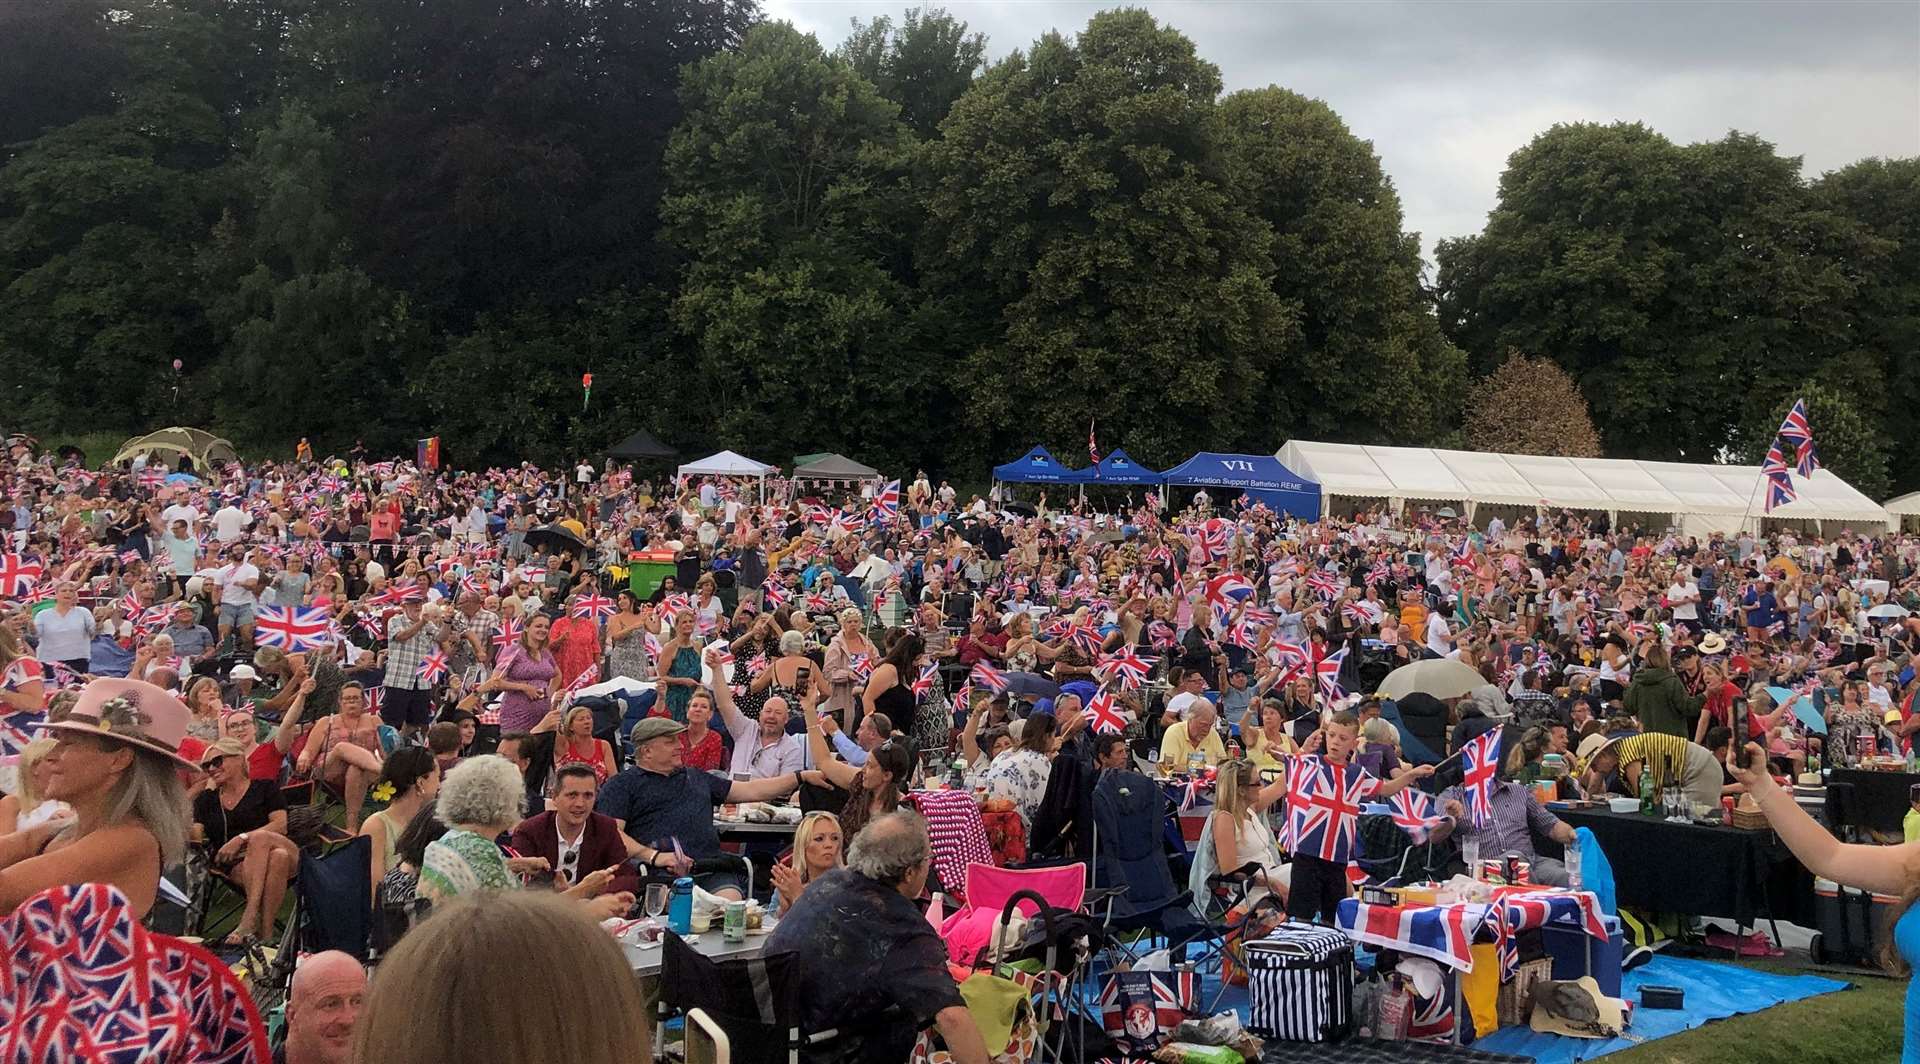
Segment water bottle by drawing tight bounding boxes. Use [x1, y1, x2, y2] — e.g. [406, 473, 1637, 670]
[1564, 842, 1583, 891]
[668, 876, 694, 935]
[949, 756, 967, 790]
[1462, 836, 1481, 879]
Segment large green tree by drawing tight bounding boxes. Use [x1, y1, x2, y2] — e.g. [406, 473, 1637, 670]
[1435, 123, 1873, 463]
[1812, 158, 1920, 493]
[663, 21, 941, 473]
[838, 7, 986, 138]
[920, 9, 1290, 469]
[1215, 87, 1463, 446]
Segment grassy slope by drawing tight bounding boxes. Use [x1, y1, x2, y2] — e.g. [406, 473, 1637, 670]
[1607, 958, 1903, 1064]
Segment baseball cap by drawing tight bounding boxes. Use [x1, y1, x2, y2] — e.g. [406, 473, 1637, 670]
[228, 664, 258, 682]
[199, 738, 249, 767]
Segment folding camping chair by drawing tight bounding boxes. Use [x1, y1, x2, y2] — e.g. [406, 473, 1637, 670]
[1088, 768, 1214, 967]
[243, 835, 373, 1015]
[652, 934, 839, 1064]
[923, 888, 1085, 1064]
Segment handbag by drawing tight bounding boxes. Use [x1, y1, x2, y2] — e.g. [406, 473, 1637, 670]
[1098, 966, 1196, 1053]
[1219, 895, 1287, 987]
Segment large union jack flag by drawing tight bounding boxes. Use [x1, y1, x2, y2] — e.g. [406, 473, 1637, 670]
[0, 554, 43, 599]
[1338, 896, 1485, 973]
[1315, 647, 1349, 702]
[873, 479, 901, 523]
[1203, 572, 1255, 622]
[1086, 689, 1128, 734]
[969, 660, 1009, 694]
[253, 605, 333, 651]
[1459, 729, 1502, 829]
[1283, 755, 1378, 864]
[1095, 647, 1154, 691]
[1389, 787, 1447, 844]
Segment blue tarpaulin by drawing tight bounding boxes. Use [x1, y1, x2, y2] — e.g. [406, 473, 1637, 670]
[1474, 955, 1847, 1064]
[1161, 451, 1321, 518]
[1087, 448, 1162, 485]
[992, 446, 1088, 484]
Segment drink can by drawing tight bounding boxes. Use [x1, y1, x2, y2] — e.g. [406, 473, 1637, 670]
[1506, 856, 1531, 885]
[1479, 859, 1507, 884]
[1228, 740, 1242, 760]
[723, 900, 747, 943]
[1721, 796, 1735, 825]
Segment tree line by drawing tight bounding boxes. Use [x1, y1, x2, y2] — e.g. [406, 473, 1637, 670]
[1, 1, 1914, 496]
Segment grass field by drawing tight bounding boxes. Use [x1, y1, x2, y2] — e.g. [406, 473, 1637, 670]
[1608, 956, 1904, 1064]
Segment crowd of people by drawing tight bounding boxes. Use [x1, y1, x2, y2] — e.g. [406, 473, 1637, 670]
[3, 435, 1920, 1059]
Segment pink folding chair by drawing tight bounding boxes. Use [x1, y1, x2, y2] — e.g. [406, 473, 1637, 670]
[939, 863, 1086, 966]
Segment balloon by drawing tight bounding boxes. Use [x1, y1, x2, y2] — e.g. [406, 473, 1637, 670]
[171, 359, 182, 371]
[581, 372, 593, 388]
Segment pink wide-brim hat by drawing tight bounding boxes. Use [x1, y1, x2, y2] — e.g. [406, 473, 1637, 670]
[37, 677, 199, 769]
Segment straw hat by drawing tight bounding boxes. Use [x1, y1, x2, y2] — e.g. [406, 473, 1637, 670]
[36, 678, 198, 769]
[1698, 632, 1728, 655]
[1529, 976, 1626, 1039]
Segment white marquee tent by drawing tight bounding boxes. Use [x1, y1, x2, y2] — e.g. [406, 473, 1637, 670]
[1276, 440, 1891, 535]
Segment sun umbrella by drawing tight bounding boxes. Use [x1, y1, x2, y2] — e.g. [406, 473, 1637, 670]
[1766, 685, 1825, 735]
[1375, 658, 1486, 702]
[1764, 555, 1802, 580]
[1866, 603, 1909, 620]
[1855, 579, 1891, 598]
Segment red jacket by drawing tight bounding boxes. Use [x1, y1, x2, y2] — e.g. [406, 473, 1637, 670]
[507, 811, 640, 897]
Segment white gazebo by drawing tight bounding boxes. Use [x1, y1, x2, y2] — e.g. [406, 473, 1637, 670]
[676, 450, 776, 503]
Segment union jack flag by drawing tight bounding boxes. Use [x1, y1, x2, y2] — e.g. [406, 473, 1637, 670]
[136, 466, 166, 489]
[1388, 787, 1446, 844]
[1495, 891, 1609, 980]
[661, 593, 691, 617]
[1283, 755, 1378, 863]
[1765, 470, 1796, 513]
[417, 651, 450, 685]
[1269, 639, 1308, 668]
[1776, 398, 1812, 446]
[761, 581, 789, 609]
[1793, 440, 1820, 478]
[254, 606, 333, 651]
[0, 554, 43, 599]
[1192, 518, 1231, 563]
[1459, 729, 1502, 829]
[1086, 689, 1127, 734]
[1203, 572, 1255, 622]
[1315, 647, 1348, 702]
[874, 479, 901, 522]
[1095, 647, 1154, 691]
[492, 616, 523, 651]
[1305, 567, 1343, 602]
[644, 633, 663, 660]
[1270, 554, 1301, 580]
[1066, 623, 1103, 656]
[459, 572, 492, 596]
[1341, 599, 1372, 625]
[911, 662, 939, 701]
[829, 509, 861, 537]
[570, 594, 616, 621]
[1146, 621, 1177, 650]
[1367, 559, 1391, 586]
[969, 660, 1009, 693]
[1451, 536, 1473, 563]
[848, 653, 874, 684]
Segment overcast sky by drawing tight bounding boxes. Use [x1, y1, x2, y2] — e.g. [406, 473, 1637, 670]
[764, 0, 1920, 263]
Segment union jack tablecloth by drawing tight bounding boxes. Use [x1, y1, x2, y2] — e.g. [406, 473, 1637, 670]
[1335, 897, 1491, 972]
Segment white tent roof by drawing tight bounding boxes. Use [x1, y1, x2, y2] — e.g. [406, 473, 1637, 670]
[1884, 492, 1920, 516]
[677, 450, 774, 478]
[1276, 440, 1891, 530]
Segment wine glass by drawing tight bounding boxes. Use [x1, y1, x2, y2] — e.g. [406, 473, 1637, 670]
[644, 883, 671, 922]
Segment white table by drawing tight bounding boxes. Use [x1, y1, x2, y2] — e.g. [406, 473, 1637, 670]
[626, 921, 779, 978]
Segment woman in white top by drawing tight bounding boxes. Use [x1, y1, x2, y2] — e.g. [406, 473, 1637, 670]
[1189, 758, 1290, 914]
[33, 582, 96, 674]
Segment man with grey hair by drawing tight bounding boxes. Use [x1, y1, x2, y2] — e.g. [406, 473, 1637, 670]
[767, 811, 988, 1064]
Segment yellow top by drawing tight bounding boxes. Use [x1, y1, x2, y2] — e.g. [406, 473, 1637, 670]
[1244, 726, 1297, 772]
[1160, 723, 1228, 768]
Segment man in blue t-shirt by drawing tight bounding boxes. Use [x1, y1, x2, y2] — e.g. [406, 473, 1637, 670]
[595, 716, 799, 900]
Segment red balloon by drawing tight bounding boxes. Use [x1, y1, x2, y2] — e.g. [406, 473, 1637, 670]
[171, 359, 183, 371]
[581, 372, 593, 388]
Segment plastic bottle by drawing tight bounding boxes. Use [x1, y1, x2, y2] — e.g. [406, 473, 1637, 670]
[1564, 842, 1583, 891]
[1638, 767, 1654, 816]
[668, 876, 694, 935]
[949, 756, 967, 790]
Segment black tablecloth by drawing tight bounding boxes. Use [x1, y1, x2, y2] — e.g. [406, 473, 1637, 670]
[1555, 808, 1813, 927]
[1824, 768, 1919, 834]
